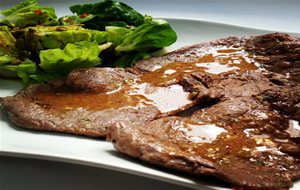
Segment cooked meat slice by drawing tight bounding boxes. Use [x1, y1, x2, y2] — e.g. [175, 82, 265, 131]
[192, 71, 275, 101]
[190, 97, 300, 154]
[245, 33, 300, 83]
[260, 85, 300, 121]
[0, 80, 161, 137]
[108, 115, 300, 190]
[1, 66, 204, 136]
[67, 67, 139, 92]
[133, 36, 241, 73]
[1, 32, 300, 189]
[191, 97, 287, 131]
[190, 70, 300, 121]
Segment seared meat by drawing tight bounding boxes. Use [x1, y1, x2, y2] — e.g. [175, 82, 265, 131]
[260, 85, 300, 121]
[0, 68, 200, 137]
[245, 33, 300, 83]
[191, 71, 275, 101]
[108, 97, 300, 190]
[106, 33, 300, 190]
[1, 33, 300, 189]
[133, 36, 242, 72]
[67, 67, 139, 92]
[107, 114, 300, 190]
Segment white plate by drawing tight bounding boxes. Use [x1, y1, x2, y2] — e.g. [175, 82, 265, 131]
[1, 19, 300, 190]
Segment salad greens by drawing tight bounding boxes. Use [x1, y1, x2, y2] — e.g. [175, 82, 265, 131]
[39, 41, 102, 75]
[0, 59, 37, 85]
[0, 26, 19, 64]
[0, 0, 57, 28]
[115, 16, 177, 52]
[0, 0, 177, 84]
[18, 25, 107, 53]
[69, 0, 144, 30]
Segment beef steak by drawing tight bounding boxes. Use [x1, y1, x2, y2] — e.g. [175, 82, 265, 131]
[108, 116, 300, 190]
[0, 68, 199, 137]
[106, 33, 300, 189]
[1, 33, 300, 189]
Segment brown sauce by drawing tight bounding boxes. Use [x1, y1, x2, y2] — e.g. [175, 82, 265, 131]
[140, 48, 257, 85]
[34, 87, 149, 111]
[33, 46, 258, 113]
[160, 118, 296, 171]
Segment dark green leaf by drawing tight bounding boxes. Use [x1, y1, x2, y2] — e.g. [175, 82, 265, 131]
[70, 0, 144, 28]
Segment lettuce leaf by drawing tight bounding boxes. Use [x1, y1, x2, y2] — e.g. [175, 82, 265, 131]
[1, 0, 38, 16]
[0, 26, 24, 78]
[0, 0, 57, 28]
[39, 41, 101, 75]
[0, 26, 19, 60]
[58, 14, 95, 26]
[19, 25, 107, 54]
[115, 16, 177, 52]
[0, 54, 16, 65]
[70, 0, 144, 29]
[0, 59, 36, 84]
[105, 26, 131, 46]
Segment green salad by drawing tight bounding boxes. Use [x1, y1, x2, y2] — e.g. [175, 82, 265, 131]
[0, 0, 177, 84]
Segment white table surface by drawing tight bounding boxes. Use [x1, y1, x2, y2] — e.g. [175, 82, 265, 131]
[1, 0, 299, 190]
